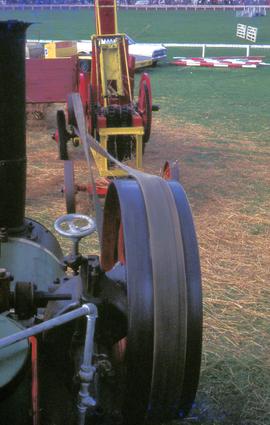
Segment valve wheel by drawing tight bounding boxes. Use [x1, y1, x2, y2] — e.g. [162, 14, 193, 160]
[57, 110, 69, 160]
[97, 178, 202, 424]
[54, 213, 96, 239]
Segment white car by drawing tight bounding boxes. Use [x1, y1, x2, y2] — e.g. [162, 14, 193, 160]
[77, 35, 167, 65]
[126, 35, 167, 64]
[134, 0, 150, 5]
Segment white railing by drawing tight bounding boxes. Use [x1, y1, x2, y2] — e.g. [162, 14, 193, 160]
[163, 42, 270, 58]
[236, 6, 267, 17]
[126, 4, 270, 11]
[1, 3, 270, 10]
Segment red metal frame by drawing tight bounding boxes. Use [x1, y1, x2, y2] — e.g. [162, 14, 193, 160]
[77, 0, 145, 132]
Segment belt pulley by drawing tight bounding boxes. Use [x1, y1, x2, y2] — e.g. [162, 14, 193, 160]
[69, 93, 203, 424]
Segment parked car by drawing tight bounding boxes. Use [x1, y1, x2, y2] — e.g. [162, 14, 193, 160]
[126, 34, 167, 65]
[77, 35, 167, 65]
[134, 0, 150, 5]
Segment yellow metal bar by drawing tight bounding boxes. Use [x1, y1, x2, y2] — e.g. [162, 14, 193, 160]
[91, 147, 108, 176]
[92, 37, 103, 107]
[122, 40, 132, 102]
[114, 0, 118, 33]
[96, 0, 101, 35]
[135, 134, 143, 169]
[92, 127, 144, 177]
[99, 127, 144, 136]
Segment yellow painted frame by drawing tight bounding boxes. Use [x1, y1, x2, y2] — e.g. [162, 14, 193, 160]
[91, 127, 144, 177]
[92, 33, 132, 104]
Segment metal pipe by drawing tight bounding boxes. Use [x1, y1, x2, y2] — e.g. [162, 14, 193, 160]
[29, 336, 39, 425]
[77, 306, 98, 425]
[0, 21, 30, 231]
[0, 304, 95, 349]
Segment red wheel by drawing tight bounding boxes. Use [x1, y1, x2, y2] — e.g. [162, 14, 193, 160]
[138, 73, 152, 145]
[162, 160, 180, 181]
[64, 160, 76, 213]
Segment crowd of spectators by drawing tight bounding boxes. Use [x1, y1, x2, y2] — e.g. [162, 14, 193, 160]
[1, 0, 269, 6]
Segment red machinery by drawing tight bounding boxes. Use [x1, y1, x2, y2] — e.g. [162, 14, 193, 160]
[56, 0, 161, 211]
[57, 0, 156, 174]
[0, 20, 202, 425]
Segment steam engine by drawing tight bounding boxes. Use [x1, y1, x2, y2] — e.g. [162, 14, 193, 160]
[0, 20, 202, 425]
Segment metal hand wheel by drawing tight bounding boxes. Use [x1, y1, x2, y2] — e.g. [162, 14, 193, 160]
[54, 214, 96, 238]
[54, 214, 96, 243]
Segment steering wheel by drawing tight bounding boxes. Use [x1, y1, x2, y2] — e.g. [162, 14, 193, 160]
[54, 214, 96, 240]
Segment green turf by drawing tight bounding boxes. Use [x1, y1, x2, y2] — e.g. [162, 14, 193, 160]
[149, 63, 270, 141]
[2, 9, 270, 142]
[1, 9, 270, 43]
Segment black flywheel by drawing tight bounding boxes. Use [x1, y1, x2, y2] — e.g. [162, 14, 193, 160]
[57, 110, 70, 160]
[97, 177, 202, 424]
[63, 160, 76, 213]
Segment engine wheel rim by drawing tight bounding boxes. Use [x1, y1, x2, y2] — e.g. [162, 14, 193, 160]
[99, 176, 202, 423]
[168, 181, 202, 416]
[133, 175, 187, 421]
[57, 110, 69, 160]
[101, 180, 154, 424]
[64, 160, 76, 214]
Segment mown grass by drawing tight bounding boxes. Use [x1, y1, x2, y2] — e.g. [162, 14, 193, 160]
[2, 9, 270, 43]
[3, 7, 270, 138]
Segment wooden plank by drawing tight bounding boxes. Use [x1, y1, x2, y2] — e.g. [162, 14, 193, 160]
[26, 57, 78, 103]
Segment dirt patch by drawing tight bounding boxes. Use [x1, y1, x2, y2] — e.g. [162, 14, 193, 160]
[25, 107, 270, 424]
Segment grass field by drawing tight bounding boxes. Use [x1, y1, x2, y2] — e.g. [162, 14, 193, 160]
[2, 8, 270, 425]
[2, 8, 270, 137]
[1, 8, 270, 43]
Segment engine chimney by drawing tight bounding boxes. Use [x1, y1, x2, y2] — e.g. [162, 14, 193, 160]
[0, 20, 30, 231]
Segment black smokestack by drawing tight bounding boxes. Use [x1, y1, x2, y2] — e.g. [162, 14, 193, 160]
[0, 20, 30, 231]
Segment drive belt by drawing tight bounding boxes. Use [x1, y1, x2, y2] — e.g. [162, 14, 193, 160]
[71, 93, 188, 417]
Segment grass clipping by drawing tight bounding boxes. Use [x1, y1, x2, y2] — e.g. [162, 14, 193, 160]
[26, 108, 270, 425]
[187, 198, 270, 425]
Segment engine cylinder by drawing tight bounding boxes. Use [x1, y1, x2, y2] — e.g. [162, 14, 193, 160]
[0, 21, 30, 231]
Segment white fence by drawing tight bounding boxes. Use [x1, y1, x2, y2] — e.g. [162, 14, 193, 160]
[237, 24, 257, 43]
[1, 3, 270, 10]
[236, 6, 266, 17]
[163, 43, 270, 58]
